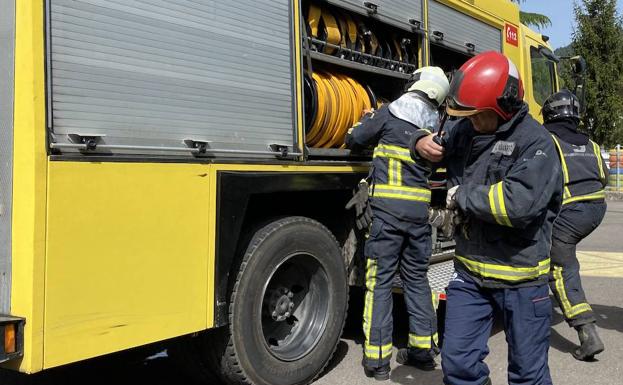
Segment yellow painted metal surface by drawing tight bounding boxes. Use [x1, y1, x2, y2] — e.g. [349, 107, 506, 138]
[42, 161, 360, 369]
[6, 0, 48, 373]
[44, 162, 211, 368]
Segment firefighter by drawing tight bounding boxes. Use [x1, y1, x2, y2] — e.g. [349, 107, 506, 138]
[344, 66, 450, 380]
[412, 52, 562, 385]
[542, 89, 607, 361]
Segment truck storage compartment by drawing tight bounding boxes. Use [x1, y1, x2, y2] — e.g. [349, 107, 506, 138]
[303, 0, 421, 153]
[47, 0, 299, 158]
[429, 43, 473, 73]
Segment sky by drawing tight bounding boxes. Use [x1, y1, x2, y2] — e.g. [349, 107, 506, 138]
[520, 0, 623, 49]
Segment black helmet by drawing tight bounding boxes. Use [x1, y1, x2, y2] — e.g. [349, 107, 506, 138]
[541, 89, 581, 123]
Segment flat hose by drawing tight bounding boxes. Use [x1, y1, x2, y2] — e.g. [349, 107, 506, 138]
[307, 4, 341, 54]
[307, 72, 374, 148]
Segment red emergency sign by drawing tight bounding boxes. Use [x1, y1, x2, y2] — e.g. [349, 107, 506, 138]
[506, 24, 519, 47]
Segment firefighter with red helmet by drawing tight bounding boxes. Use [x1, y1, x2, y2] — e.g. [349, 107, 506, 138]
[411, 51, 562, 385]
[542, 89, 608, 361]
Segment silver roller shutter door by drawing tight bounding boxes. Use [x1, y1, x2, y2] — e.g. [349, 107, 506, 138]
[48, 0, 298, 157]
[378, 0, 423, 31]
[324, 1, 424, 32]
[324, 1, 368, 16]
[0, 0, 15, 314]
[428, 0, 501, 54]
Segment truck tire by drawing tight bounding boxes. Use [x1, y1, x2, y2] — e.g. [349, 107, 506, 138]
[220, 216, 348, 385]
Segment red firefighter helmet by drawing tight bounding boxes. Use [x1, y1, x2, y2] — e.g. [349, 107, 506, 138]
[446, 51, 524, 121]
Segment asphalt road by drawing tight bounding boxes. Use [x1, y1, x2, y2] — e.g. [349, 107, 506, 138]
[2, 202, 622, 385]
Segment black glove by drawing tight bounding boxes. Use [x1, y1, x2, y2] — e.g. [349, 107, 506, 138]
[345, 180, 373, 230]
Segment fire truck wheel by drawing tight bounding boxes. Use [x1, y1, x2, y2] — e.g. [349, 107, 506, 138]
[222, 216, 348, 385]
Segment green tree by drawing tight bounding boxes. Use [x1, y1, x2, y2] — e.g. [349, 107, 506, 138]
[571, 0, 623, 146]
[510, 0, 552, 29]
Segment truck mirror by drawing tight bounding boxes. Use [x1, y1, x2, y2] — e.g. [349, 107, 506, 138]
[539, 46, 560, 63]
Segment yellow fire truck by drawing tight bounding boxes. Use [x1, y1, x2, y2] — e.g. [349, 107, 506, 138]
[0, 1, 563, 384]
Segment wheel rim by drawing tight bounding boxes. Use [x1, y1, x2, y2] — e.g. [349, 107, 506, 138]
[260, 252, 330, 362]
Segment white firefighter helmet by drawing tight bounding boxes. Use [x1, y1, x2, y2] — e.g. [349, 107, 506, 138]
[407, 66, 450, 107]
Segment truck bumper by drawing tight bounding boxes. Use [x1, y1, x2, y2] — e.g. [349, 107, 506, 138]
[0, 315, 25, 364]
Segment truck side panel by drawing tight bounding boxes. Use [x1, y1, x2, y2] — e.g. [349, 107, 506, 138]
[0, 0, 15, 314]
[43, 162, 212, 368]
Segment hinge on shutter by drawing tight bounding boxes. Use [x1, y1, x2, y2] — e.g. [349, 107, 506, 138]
[432, 31, 444, 41]
[408, 19, 421, 31]
[67, 133, 106, 151]
[184, 139, 211, 155]
[363, 2, 378, 15]
[465, 42, 476, 52]
[269, 144, 290, 159]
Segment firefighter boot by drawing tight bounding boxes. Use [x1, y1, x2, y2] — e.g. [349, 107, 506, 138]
[363, 361, 391, 381]
[396, 347, 437, 371]
[573, 322, 604, 361]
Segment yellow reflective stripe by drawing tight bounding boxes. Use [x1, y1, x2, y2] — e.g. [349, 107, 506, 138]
[408, 333, 439, 348]
[363, 259, 378, 344]
[562, 189, 606, 205]
[456, 255, 550, 282]
[374, 184, 430, 194]
[373, 150, 414, 163]
[432, 292, 439, 311]
[364, 342, 393, 359]
[372, 184, 431, 203]
[387, 159, 402, 186]
[421, 128, 432, 135]
[373, 144, 414, 163]
[496, 183, 513, 227]
[488, 182, 513, 227]
[553, 267, 593, 319]
[591, 141, 605, 179]
[373, 192, 430, 202]
[377, 143, 411, 154]
[551, 135, 572, 199]
[388, 159, 396, 186]
[567, 303, 593, 318]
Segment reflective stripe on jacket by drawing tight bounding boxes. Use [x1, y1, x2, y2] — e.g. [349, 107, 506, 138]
[346, 105, 432, 222]
[549, 135, 607, 205]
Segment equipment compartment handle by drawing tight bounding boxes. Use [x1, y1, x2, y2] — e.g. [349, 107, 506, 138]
[363, 2, 379, 15]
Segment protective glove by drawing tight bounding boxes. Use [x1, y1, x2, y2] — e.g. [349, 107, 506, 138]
[345, 179, 373, 230]
[446, 185, 460, 210]
[453, 209, 470, 241]
[428, 208, 455, 239]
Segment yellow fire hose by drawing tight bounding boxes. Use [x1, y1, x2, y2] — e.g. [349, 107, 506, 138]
[307, 72, 375, 149]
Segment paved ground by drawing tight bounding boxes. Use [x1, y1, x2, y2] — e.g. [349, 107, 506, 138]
[2, 203, 622, 385]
